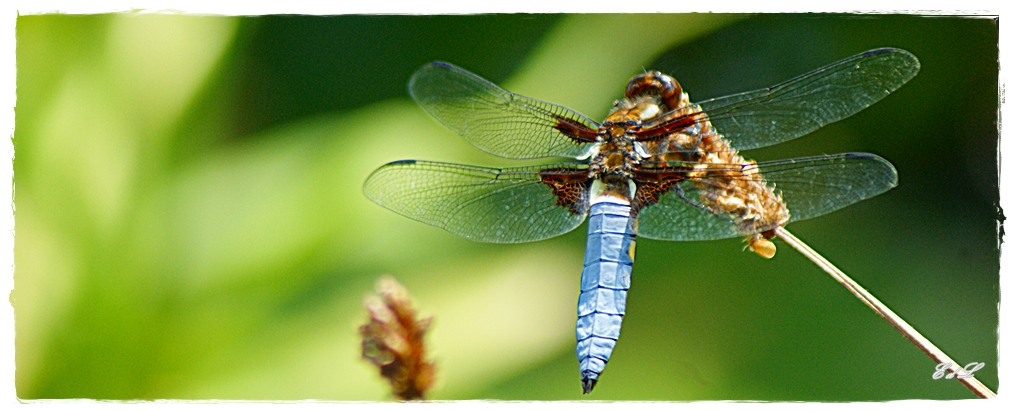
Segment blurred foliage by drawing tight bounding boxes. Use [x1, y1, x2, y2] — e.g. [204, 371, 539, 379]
[14, 13, 998, 401]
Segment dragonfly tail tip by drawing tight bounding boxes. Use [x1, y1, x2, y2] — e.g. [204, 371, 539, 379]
[581, 377, 598, 394]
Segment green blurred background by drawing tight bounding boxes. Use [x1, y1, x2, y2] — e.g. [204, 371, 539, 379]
[14, 14, 998, 400]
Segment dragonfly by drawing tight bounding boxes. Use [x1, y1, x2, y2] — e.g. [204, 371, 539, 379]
[363, 48, 920, 394]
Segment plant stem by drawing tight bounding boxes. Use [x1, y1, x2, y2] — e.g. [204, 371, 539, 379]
[774, 227, 995, 399]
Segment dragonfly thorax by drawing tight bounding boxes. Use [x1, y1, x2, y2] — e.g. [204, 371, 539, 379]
[589, 128, 640, 180]
[589, 98, 663, 180]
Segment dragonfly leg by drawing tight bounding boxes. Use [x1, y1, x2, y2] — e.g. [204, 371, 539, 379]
[675, 183, 712, 214]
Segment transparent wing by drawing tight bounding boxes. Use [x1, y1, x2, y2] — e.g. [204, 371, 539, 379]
[363, 160, 590, 243]
[641, 48, 920, 150]
[760, 153, 898, 222]
[409, 62, 599, 159]
[637, 183, 744, 241]
[637, 153, 897, 241]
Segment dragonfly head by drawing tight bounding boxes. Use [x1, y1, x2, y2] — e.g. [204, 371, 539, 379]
[625, 71, 684, 111]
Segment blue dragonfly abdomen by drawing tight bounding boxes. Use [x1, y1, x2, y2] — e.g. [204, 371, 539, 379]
[576, 198, 636, 394]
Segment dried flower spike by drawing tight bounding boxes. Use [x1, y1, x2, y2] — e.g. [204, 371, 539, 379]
[359, 276, 435, 400]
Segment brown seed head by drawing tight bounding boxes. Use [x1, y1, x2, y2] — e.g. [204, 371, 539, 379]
[359, 276, 435, 400]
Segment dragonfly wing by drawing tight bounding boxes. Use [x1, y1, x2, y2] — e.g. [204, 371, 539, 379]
[759, 152, 898, 223]
[683, 48, 919, 150]
[363, 160, 590, 243]
[636, 153, 897, 241]
[410, 62, 599, 159]
[637, 179, 746, 241]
